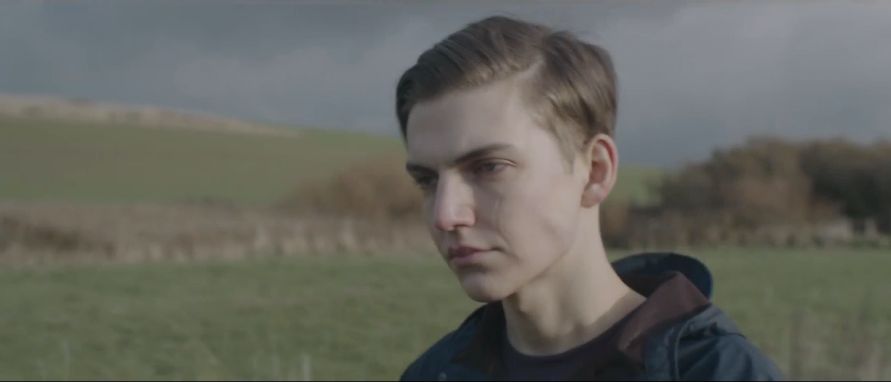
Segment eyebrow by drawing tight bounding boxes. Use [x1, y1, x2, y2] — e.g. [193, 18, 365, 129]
[405, 143, 515, 174]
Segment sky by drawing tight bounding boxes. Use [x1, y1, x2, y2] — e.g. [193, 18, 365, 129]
[1, 0, 889, 167]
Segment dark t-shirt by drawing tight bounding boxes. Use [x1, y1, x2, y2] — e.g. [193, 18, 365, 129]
[500, 308, 637, 381]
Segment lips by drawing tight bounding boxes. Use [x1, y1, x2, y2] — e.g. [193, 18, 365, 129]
[447, 245, 485, 259]
[446, 245, 490, 267]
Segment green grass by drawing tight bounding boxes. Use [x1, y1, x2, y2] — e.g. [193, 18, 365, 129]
[0, 115, 400, 205]
[1, 248, 888, 380]
[0, 254, 473, 380]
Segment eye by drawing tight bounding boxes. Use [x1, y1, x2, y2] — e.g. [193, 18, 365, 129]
[412, 175, 437, 191]
[473, 161, 507, 176]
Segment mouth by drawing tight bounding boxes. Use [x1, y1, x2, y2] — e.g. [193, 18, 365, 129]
[447, 245, 490, 267]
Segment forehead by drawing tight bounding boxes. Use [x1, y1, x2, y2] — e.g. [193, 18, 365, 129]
[405, 78, 539, 165]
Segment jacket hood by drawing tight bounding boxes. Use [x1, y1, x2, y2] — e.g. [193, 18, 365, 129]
[611, 252, 713, 300]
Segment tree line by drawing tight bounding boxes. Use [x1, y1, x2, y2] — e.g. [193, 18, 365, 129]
[603, 136, 891, 247]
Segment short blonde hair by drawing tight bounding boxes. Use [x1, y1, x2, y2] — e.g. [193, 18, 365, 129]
[395, 16, 618, 162]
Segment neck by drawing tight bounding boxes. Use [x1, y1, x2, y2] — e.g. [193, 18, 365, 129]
[501, 214, 645, 356]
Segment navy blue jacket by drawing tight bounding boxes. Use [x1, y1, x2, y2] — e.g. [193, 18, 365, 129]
[400, 253, 783, 381]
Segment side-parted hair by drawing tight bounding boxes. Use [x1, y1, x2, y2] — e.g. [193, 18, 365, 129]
[395, 16, 618, 162]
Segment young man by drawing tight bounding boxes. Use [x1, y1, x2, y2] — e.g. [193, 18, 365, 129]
[396, 16, 781, 381]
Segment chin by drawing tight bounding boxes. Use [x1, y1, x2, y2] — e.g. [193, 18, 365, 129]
[458, 272, 513, 303]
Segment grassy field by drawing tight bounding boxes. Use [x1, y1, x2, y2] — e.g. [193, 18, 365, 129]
[1, 248, 888, 380]
[0, 114, 660, 206]
[0, 115, 401, 205]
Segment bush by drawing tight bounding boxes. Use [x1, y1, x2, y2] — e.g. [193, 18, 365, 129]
[800, 139, 891, 233]
[279, 153, 423, 221]
[601, 198, 631, 248]
[655, 137, 828, 229]
[626, 136, 891, 247]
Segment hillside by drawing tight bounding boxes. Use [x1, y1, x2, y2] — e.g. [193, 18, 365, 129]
[0, 94, 297, 137]
[0, 114, 401, 205]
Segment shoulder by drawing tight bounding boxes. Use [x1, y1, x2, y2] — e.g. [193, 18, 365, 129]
[677, 332, 783, 380]
[655, 305, 784, 380]
[399, 306, 486, 381]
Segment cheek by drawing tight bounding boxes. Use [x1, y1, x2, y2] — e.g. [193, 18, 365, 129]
[422, 198, 444, 246]
[489, 171, 581, 258]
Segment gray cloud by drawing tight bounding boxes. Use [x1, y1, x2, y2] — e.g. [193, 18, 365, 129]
[595, 2, 891, 165]
[0, 1, 888, 167]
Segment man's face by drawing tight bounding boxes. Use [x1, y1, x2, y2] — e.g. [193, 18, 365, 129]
[405, 78, 589, 302]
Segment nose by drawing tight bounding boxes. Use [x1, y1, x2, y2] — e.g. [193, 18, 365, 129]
[431, 175, 475, 232]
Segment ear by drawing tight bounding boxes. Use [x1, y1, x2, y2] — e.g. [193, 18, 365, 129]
[580, 134, 619, 208]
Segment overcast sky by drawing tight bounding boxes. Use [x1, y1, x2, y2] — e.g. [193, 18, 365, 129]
[1, 1, 889, 167]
